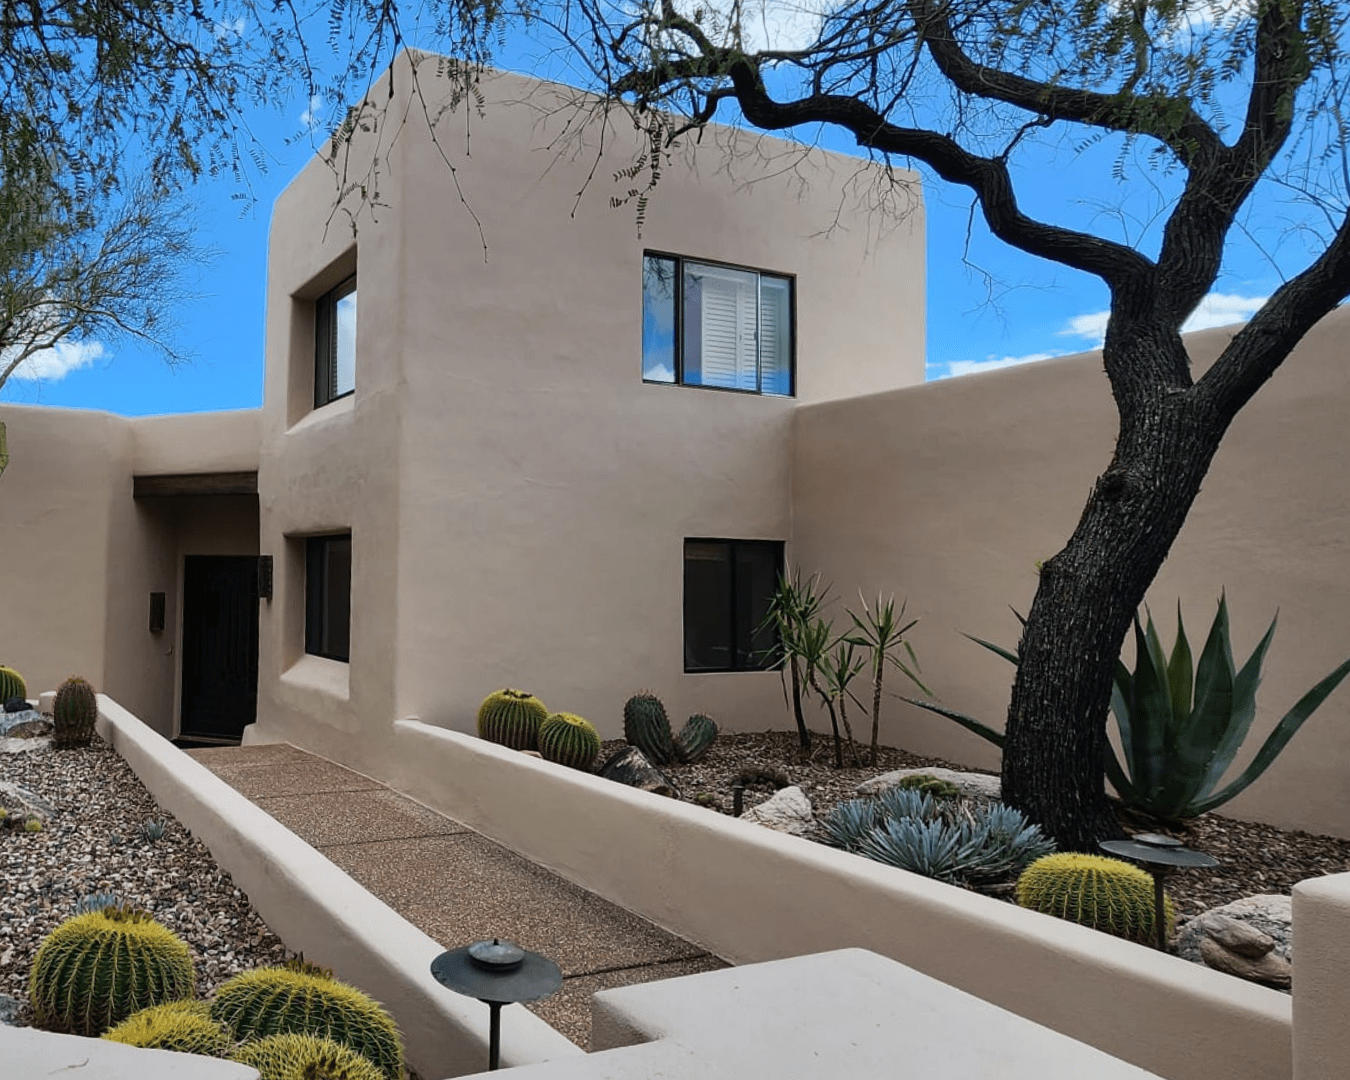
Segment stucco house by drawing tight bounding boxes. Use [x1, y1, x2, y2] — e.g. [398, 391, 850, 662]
[5, 52, 1350, 845]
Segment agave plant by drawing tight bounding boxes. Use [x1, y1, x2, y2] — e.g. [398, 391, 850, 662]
[1108, 595, 1350, 820]
[904, 595, 1350, 821]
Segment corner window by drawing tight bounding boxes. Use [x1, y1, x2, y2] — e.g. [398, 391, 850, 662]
[644, 254, 793, 396]
[305, 534, 351, 662]
[684, 539, 784, 672]
[315, 275, 357, 407]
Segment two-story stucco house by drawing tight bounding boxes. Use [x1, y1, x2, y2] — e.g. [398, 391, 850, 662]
[0, 54, 926, 784]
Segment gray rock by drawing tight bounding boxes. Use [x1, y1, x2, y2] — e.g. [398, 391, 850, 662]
[0, 994, 21, 1026]
[1176, 894, 1292, 990]
[0, 780, 58, 824]
[741, 786, 813, 835]
[856, 766, 1001, 801]
[0, 707, 41, 735]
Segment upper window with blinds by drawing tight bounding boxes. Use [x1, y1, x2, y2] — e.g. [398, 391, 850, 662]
[642, 254, 793, 396]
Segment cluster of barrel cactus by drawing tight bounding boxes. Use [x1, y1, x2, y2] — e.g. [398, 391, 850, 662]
[53, 675, 98, 749]
[538, 712, 602, 770]
[623, 692, 718, 764]
[1015, 852, 1174, 946]
[30, 907, 403, 1080]
[476, 689, 549, 751]
[0, 664, 26, 706]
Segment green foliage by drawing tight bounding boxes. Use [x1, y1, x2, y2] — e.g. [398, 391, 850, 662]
[674, 713, 718, 763]
[1108, 595, 1350, 819]
[29, 907, 195, 1036]
[819, 788, 1054, 888]
[538, 712, 602, 771]
[232, 1033, 385, 1080]
[759, 568, 833, 751]
[139, 818, 168, 843]
[75, 892, 124, 915]
[893, 774, 961, 800]
[24, 818, 41, 833]
[476, 689, 548, 752]
[1016, 853, 1174, 946]
[0, 665, 26, 703]
[845, 592, 928, 765]
[210, 966, 403, 1080]
[623, 692, 675, 764]
[103, 1000, 232, 1057]
[53, 675, 98, 750]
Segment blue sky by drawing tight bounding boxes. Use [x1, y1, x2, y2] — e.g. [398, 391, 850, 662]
[0, 11, 1303, 415]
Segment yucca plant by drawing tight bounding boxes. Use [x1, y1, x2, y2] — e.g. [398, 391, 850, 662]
[759, 568, 832, 752]
[846, 592, 930, 765]
[1109, 595, 1350, 820]
[810, 637, 867, 768]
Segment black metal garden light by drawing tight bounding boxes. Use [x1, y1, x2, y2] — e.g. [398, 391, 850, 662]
[1098, 832, 1219, 951]
[430, 938, 562, 1071]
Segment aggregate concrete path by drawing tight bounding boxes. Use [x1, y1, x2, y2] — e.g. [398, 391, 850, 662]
[186, 743, 726, 1048]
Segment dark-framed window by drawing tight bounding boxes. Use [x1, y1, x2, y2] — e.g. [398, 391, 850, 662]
[684, 539, 784, 672]
[305, 534, 351, 662]
[644, 253, 794, 396]
[315, 275, 357, 407]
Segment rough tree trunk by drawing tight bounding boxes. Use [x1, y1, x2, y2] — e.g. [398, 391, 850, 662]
[1001, 337, 1234, 851]
[789, 658, 811, 751]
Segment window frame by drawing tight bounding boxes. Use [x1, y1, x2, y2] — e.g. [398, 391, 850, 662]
[643, 251, 796, 397]
[682, 537, 785, 674]
[304, 533, 352, 663]
[314, 274, 357, 409]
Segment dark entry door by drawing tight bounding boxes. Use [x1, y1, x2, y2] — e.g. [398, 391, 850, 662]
[180, 555, 259, 742]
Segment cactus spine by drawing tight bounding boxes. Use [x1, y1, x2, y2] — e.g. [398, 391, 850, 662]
[103, 1001, 232, 1056]
[477, 689, 549, 751]
[623, 692, 675, 764]
[29, 907, 196, 1036]
[0, 665, 26, 705]
[232, 1033, 385, 1080]
[53, 675, 98, 749]
[210, 966, 403, 1080]
[538, 712, 602, 771]
[1016, 853, 1175, 946]
[673, 713, 718, 763]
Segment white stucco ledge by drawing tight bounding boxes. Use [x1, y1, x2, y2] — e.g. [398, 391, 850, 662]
[91, 696, 581, 1079]
[0, 1025, 260, 1079]
[451, 949, 1162, 1079]
[1292, 870, 1350, 1080]
[280, 653, 351, 700]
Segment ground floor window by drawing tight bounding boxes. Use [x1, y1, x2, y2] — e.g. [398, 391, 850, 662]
[305, 534, 351, 662]
[683, 538, 784, 672]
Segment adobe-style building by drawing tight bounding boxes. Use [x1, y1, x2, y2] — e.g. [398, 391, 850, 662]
[6, 52, 1350, 842]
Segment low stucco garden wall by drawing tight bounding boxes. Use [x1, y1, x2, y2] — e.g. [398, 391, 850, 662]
[390, 720, 1299, 1080]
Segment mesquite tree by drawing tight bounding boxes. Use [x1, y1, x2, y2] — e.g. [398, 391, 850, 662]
[518, 0, 1350, 849]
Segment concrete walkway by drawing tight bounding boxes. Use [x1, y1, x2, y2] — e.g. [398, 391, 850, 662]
[186, 743, 726, 1049]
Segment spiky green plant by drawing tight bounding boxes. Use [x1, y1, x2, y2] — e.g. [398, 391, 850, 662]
[103, 1001, 232, 1056]
[845, 592, 929, 765]
[53, 675, 98, 750]
[476, 689, 548, 751]
[1016, 853, 1174, 946]
[210, 966, 402, 1080]
[674, 713, 718, 763]
[29, 907, 195, 1036]
[232, 1033, 385, 1080]
[623, 692, 675, 764]
[538, 712, 602, 771]
[758, 568, 832, 751]
[0, 665, 26, 704]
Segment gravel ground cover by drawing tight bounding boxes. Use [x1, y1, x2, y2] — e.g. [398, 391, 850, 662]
[617, 728, 1350, 917]
[0, 734, 289, 1023]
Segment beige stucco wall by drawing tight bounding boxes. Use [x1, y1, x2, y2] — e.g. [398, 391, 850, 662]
[793, 306, 1350, 837]
[0, 404, 260, 733]
[250, 55, 926, 765]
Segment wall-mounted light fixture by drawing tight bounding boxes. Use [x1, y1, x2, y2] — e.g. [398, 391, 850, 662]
[257, 555, 273, 600]
[149, 592, 166, 633]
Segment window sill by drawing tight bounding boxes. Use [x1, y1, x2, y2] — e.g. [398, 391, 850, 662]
[281, 653, 350, 702]
[287, 392, 354, 435]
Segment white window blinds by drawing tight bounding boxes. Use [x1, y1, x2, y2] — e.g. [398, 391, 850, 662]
[691, 263, 760, 391]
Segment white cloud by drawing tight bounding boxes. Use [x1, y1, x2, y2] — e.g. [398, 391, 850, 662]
[938, 352, 1055, 380]
[300, 95, 324, 131]
[6, 339, 108, 381]
[212, 16, 246, 41]
[659, 0, 825, 54]
[1059, 292, 1269, 348]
